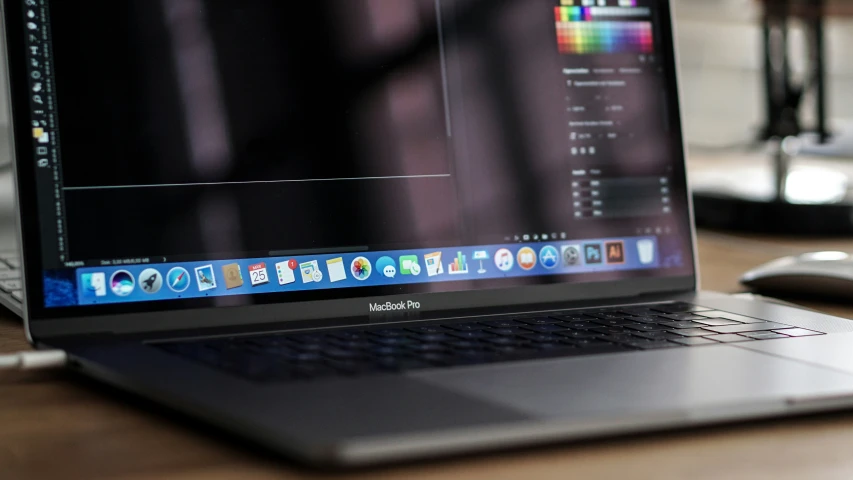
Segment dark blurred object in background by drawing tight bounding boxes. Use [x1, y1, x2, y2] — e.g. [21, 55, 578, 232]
[692, 0, 853, 235]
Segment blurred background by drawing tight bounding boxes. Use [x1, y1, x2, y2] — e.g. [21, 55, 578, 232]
[674, 0, 853, 234]
[677, 0, 853, 147]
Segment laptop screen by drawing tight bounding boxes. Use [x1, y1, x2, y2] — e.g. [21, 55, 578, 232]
[11, 0, 694, 315]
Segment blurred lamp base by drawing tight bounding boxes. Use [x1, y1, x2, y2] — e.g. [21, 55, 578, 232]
[692, 155, 853, 235]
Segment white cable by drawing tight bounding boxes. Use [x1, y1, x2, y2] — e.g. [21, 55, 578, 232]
[0, 350, 67, 371]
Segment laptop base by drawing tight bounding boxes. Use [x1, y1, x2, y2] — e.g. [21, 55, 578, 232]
[47, 291, 853, 467]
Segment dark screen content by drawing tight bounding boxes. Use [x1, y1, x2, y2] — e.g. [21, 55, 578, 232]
[43, 0, 689, 273]
[53, 0, 459, 264]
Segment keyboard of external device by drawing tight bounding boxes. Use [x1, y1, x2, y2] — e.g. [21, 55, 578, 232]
[156, 302, 825, 383]
[0, 251, 23, 307]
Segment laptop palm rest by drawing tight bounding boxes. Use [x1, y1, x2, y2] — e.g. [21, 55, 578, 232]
[412, 344, 853, 419]
[736, 333, 853, 378]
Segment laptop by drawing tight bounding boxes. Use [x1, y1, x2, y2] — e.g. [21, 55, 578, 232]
[7, 0, 853, 468]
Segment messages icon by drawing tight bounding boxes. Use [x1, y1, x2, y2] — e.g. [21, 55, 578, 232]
[376, 256, 397, 278]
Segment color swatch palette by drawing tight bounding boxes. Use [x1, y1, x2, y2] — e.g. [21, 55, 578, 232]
[558, 0, 638, 5]
[555, 20, 653, 55]
[555, 6, 593, 22]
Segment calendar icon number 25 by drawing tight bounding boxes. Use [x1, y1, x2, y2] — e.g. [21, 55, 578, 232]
[248, 263, 270, 287]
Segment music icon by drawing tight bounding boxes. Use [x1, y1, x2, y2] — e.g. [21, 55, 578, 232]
[494, 248, 514, 272]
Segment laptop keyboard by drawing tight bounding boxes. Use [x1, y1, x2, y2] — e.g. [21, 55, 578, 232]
[156, 302, 826, 383]
[0, 251, 23, 310]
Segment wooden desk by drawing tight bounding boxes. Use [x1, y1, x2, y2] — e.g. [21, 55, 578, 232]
[3, 231, 853, 479]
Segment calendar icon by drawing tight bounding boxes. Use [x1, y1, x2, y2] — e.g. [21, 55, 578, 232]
[248, 263, 269, 287]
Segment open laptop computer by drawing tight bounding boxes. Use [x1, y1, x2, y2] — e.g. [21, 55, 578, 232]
[7, 0, 853, 468]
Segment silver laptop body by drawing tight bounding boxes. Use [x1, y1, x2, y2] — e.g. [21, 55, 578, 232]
[6, 0, 853, 468]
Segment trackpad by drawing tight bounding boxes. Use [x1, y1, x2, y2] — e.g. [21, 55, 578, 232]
[411, 346, 853, 418]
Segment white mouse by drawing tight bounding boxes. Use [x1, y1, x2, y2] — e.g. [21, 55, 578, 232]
[741, 251, 853, 300]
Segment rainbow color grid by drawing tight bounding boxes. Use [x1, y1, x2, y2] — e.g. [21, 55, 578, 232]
[555, 6, 593, 21]
[558, 0, 638, 5]
[555, 19, 653, 55]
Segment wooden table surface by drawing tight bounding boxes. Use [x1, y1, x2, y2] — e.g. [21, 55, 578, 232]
[2, 231, 853, 479]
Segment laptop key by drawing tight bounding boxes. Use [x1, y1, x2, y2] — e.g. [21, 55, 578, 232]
[620, 340, 659, 348]
[589, 326, 634, 335]
[670, 337, 719, 346]
[590, 318, 639, 327]
[329, 340, 373, 350]
[704, 322, 793, 334]
[413, 333, 454, 342]
[632, 341, 682, 350]
[406, 343, 447, 353]
[445, 322, 487, 331]
[587, 312, 632, 320]
[534, 343, 574, 350]
[372, 337, 417, 346]
[626, 324, 668, 332]
[694, 318, 743, 327]
[696, 311, 765, 324]
[292, 342, 325, 352]
[652, 303, 712, 313]
[0, 280, 22, 293]
[5, 258, 20, 269]
[555, 330, 599, 339]
[773, 328, 823, 337]
[445, 340, 482, 349]
[632, 331, 684, 341]
[483, 337, 526, 347]
[488, 327, 529, 336]
[448, 331, 494, 340]
[452, 348, 492, 357]
[520, 333, 563, 343]
[619, 307, 663, 316]
[660, 321, 707, 329]
[0, 271, 21, 281]
[564, 321, 598, 329]
[329, 331, 371, 341]
[659, 313, 708, 321]
[741, 332, 790, 340]
[522, 324, 570, 333]
[704, 334, 752, 343]
[324, 349, 365, 360]
[670, 328, 715, 337]
[595, 333, 640, 344]
[370, 346, 407, 356]
[284, 352, 324, 363]
[568, 339, 614, 348]
[623, 316, 661, 324]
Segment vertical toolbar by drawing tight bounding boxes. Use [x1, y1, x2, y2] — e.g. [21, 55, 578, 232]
[24, 0, 68, 266]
